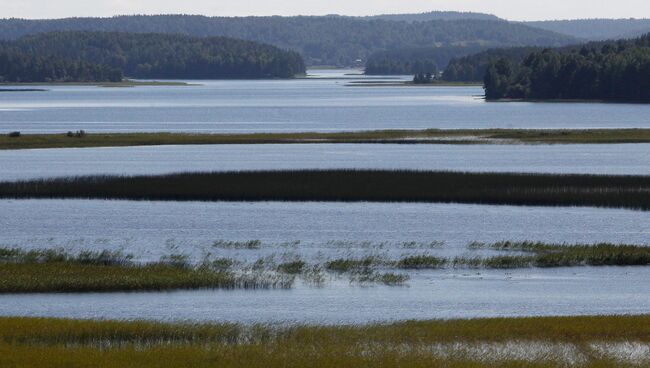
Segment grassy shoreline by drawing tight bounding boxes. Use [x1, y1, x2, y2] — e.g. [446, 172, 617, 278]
[1, 315, 649, 367]
[3, 129, 650, 150]
[0, 248, 292, 293]
[1, 170, 648, 210]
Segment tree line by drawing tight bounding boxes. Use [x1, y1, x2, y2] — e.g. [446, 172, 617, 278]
[442, 47, 543, 82]
[364, 45, 486, 75]
[0, 47, 122, 83]
[3, 31, 305, 81]
[484, 34, 650, 101]
[0, 15, 577, 67]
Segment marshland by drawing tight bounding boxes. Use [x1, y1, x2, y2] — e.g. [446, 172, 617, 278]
[1, 69, 649, 365]
[4, 128, 650, 150]
[2, 315, 650, 367]
[1, 170, 648, 210]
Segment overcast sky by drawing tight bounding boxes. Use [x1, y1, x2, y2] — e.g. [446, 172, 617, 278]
[2, 0, 649, 21]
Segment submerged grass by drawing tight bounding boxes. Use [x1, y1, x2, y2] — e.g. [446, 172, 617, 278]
[0, 247, 292, 293]
[1, 170, 648, 210]
[3, 128, 650, 149]
[1, 315, 650, 367]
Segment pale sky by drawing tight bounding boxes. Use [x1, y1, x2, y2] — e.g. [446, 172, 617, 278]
[1, 0, 649, 21]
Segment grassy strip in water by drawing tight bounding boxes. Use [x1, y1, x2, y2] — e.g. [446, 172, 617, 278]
[394, 242, 650, 269]
[0, 248, 292, 293]
[397, 255, 448, 269]
[484, 241, 650, 268]
[3, 128, 650, 149]
[1, 170, 648, 210]
[1, 315, 650, 367]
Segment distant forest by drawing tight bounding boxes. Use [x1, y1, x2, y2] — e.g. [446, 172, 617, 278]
[0, 15, 577, 67]
[0, 48, 122, 83]
[365, 45, 486, 75]
[443, 47, 544, 82]
[525, 19, 650, 41]
[365, 11, 500, 23]
[0, 31, 305, 82]
[484, 34, 650, 101]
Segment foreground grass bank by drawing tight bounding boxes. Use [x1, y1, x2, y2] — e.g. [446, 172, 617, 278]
[3, 128, 650, 149]
[1, 315, 649, 367]
[1, 170, 648, 210]
[0, 248, 291, 293]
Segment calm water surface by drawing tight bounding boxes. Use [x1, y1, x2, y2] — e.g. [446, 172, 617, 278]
[0, 268, 648, 324]
[1, 143, 649, 181]
[2, 69, 649, 324]
[1, 200, 647, 262]
[1, 69, 649, 133]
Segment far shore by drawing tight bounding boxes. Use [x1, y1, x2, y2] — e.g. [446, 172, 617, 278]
[0, 80, 195, 87]
[2, 128, 650, 150]
[346, 80, 483, 87]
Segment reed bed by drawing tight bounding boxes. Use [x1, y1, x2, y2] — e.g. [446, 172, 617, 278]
[0, 248, 293, 293]
[397, 255, 448, 269]
[484, 241, 650, 268]
[3, 128, 650, 149]
[341, 242, 650, 270]
[1, 170, 648, 210]
[2, 241, 648, 292]
[414, 242, 650, 269]
[1, 315, 649, 367]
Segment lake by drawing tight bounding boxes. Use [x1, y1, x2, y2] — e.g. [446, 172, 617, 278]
[1, 69, 650, 134]
[1, 267, 649, 324]
[1, 143, 649, 181]
[1, 200, 647, 262]
[1, 69, 649, 325]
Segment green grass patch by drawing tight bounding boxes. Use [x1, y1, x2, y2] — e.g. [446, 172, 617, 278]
[396, 255, 448, 269]
[488, 241, 650, 267]
[277, 260, 306, 275]
[324, 256, 382, 273]
[449, 242, 650, 269]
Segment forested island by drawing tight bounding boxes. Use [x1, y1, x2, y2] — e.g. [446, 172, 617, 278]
[484, 34, 650, 101]
[0, 48, 123, 83]
[0, 31, 305, 82]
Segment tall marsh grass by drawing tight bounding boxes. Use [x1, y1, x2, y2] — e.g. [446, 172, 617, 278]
[0, 247, 292, 293]
[1, 315, 649, 367]
[481, 241, 650, 267]
[1, 170, 649, 210]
